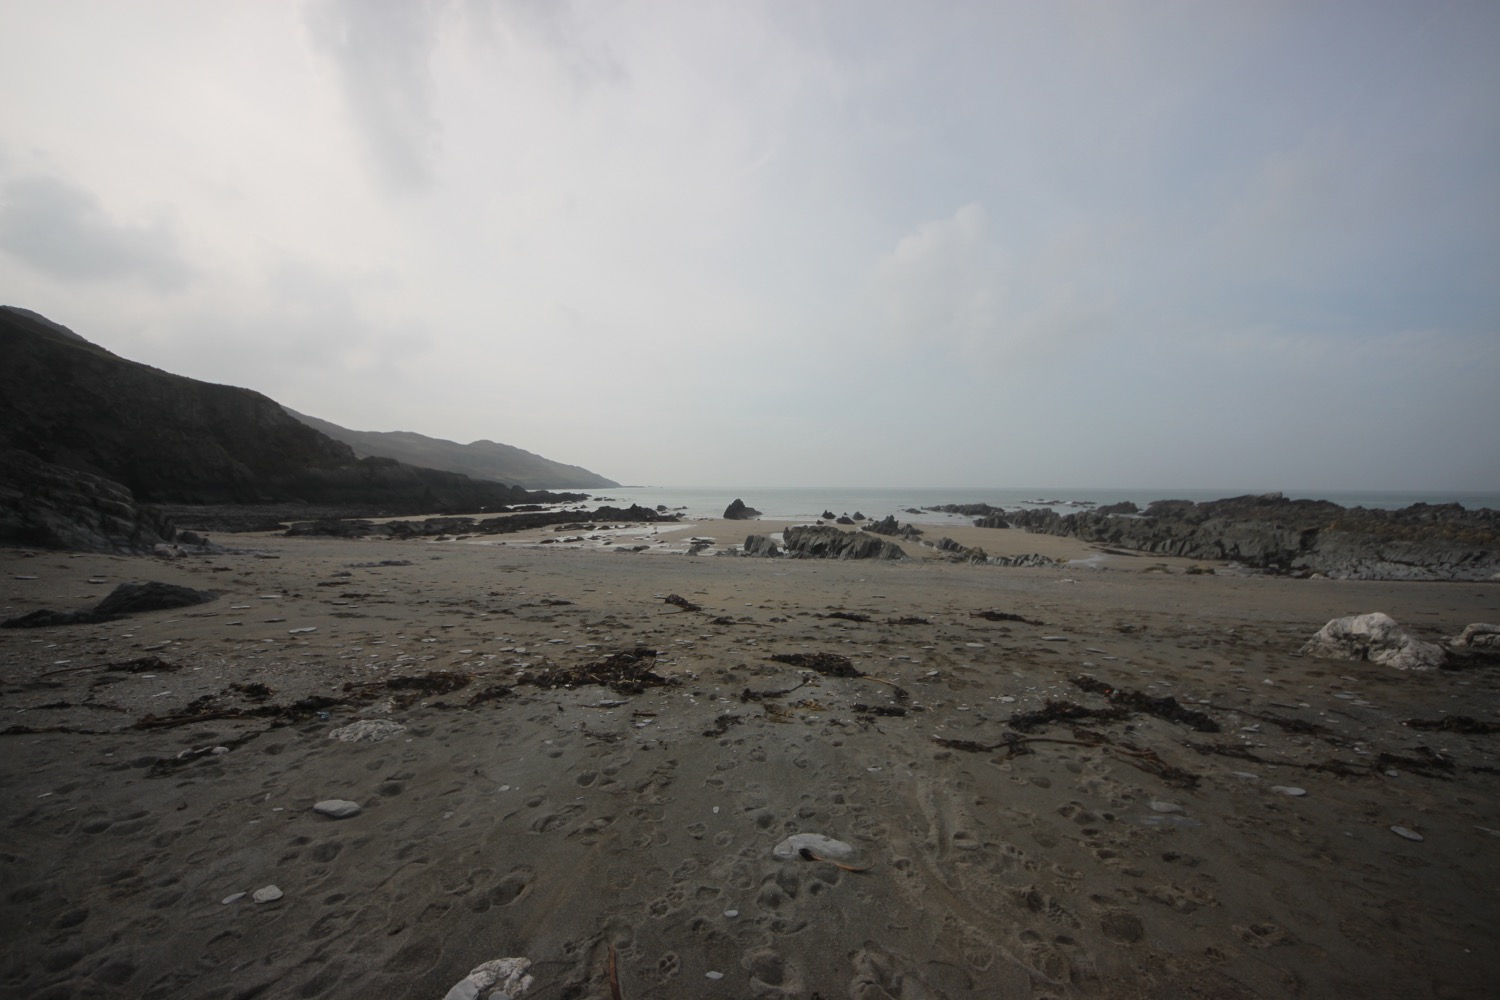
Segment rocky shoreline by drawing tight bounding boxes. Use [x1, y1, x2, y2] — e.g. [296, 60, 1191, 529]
[966, 493, 1499, 581]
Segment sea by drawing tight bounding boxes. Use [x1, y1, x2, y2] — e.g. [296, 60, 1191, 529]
[557, 486, 1500, 524]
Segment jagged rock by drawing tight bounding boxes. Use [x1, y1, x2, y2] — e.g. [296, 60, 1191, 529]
[926, 503, 1006, 517]
[1000, 494, 1499, 581]
[990, 553, 1061, 568]
[742, 535, 781, 557]
[1097, 501, 1140, 515]
[974, 513, 1010, 529]
[1301, 613, 1447, 671]
[723, 499, 762, 520]
[835, 516, 855, 525]
[863, 515, 923, 540]
[94, 581, 217, 616]
[1450, 623, 1500, 650]
[822, 510, 836, 520]
[782, 526, 907, 560]
[0, 449, 177, 553]
[852, 511, 866, 521]
[934, 537, 988, 563]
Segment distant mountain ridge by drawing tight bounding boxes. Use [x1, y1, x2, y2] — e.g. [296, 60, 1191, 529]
[0, 305, 584, 516]
[285, 409, 617, 490]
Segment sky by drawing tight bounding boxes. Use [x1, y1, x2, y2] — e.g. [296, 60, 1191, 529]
[1, 0, 1497, 492]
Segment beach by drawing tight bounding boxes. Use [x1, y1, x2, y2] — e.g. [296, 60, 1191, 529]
[3, 522, 1498, 999]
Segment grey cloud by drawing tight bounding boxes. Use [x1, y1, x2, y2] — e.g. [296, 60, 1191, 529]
[305, 0, 445, 192]
[0, 175, 195, 290]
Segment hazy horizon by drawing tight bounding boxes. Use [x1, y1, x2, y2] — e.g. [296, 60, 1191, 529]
[2, 2, 1497, 492]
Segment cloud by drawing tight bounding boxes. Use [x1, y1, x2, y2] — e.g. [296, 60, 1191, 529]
[304, 0, 446, 192]
[0, 174, 195, 290]
[869, 204, 1109, 366]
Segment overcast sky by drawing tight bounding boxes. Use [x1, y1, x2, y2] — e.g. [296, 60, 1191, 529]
[2, 1, 1497, 491]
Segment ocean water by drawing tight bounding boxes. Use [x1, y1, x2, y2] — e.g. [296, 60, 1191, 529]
[566, 486, 1499, 523]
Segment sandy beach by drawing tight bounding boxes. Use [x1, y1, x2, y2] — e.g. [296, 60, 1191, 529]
[3, 524, 1498, 999]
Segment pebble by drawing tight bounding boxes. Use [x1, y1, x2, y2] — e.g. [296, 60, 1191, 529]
[705, 971, 724, 980]
[221, 892, 246, 904]
[1390, 826, 1424, 842]
[773, 833, 856, 861]
[1271, 786, 1307, 797]
[723, 909, 739, 918]
[1041, 635, 1069, 642]
[313, 799, 363, 819]
[1150, 801, 1184, 813]
[328, 719, 406, 743]
[288, 627, 317, 634]
[1231, 771, 1259, 781]
[252, 885, 283, 903]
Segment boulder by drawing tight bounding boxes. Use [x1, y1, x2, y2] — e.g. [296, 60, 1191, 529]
[94, 582, 217, 616]
[0, 449, 177, 553]
[1300, 613, 1447, 671]
[742, 535, 781, 557]
[863, 515, 923, 539]
[782, 525, 907, 560]
[723, 498, 762, 520]
[1450, 623, 1500, 650]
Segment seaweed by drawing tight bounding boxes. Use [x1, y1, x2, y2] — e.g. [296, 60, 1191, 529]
[1008, 699, 1128, 732]
[662, 594, 701, 612]
[518, 647, 678, 696]
[770, 652, 863, 677]
[1070, 675, 1220, 732]
[703, 713, 743, 737]
[969, 610, 1042, 625]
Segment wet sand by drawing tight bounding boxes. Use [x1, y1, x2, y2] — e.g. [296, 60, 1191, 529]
[3, 529, 1498, 999]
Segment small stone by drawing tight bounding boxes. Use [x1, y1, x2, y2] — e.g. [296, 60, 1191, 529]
[211, 746, 229, 755]
[724, 909, 739, 918]
[705, 971, 725, 980]
[1041, 635, 1069, 642]
[1271, 786, 1307, 797]
[221, 892, 246, 904]
[328, 719, 406, 743]
[773, 833, 856, 861]
[313, 799, 362, 819]
[288, 627, 317, 634]
[252, 885, 283, 903]
[1390, 826, 1424, 842]
[1149, 801, 1184, 813]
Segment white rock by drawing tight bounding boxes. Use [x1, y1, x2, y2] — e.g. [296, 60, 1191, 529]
[313, 799, 362, 819]
[328, 719, 407, 743]
[1450, 623, 1500, 650]
[1390, 825, 1424, 842]
[221, 892, 246, 904]
[1300, 613, 1446, 671]
[252, 885, 283, 903]
[1271, 786, 1307, 797]
[705, 971, 725, 980]
[773, 833, 856, 861]
[442, 957, 533, 1000]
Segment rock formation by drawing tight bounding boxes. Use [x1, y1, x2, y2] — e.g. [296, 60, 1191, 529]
[863, 515, 923, 540]
[1300, 613, 1447, 671]
[0, 449, 177, 553]
[723, 499, 762, 520]
[782, 525, 907, 560]
[997, 493, 1498, 581]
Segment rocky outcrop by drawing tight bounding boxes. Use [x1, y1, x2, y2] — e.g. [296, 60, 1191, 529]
[286, 504, 676, 539]
[974, 513, 1011, 529]
[782, 525, 907, 560]
[0, 449, 177, 553]
[990, 553, 1062, 568]
[1301, 613, 1447, 670]
[1097, 501, 1140, 515]
[999, 493, 1499, 581]
[724, 499, 762, 520]
[0, 307, 581, 512]
[3, 579, 216, 629]
[934, 537, 987, 563]
[863, 515, 923, 540]
[925, 503, 1006, 517]
[742, 535, 781, 557]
